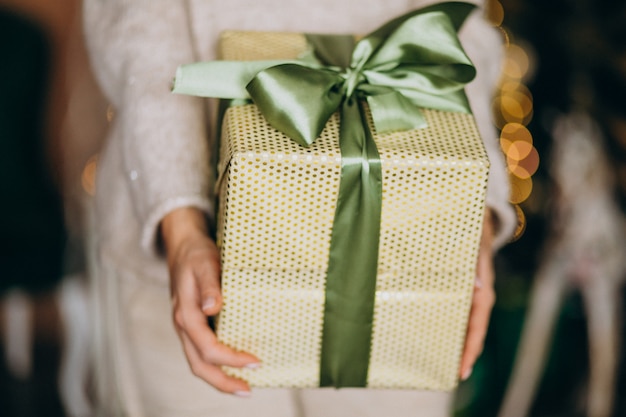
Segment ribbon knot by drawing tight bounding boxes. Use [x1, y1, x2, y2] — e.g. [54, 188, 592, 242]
[341, 67, 366, 100]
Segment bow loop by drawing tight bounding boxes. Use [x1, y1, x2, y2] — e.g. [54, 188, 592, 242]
[247, 64, 345, 146]
[363, 10, 474, 70]
[340, 67, 367, 99]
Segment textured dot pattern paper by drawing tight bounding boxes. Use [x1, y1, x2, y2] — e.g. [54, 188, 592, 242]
[214, 31, 489, 390]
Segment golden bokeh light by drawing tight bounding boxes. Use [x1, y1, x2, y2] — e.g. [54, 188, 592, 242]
[502, 139, 533, 161]
[509, 175, 533, 204]
[81, 154, 99, 196]
[492, 19, 538, 239]
[486, 0, 504, 26]
[492, 92, 534, 128]
[518, 146, 539, 176]
[502, 44, 530, 80]
[507, 146, 539, 179]
[508, 163, 531, 180]
[499, 79, 522, 93]
[500, 122, 533, 143]
[500, 91, 533, 124]
[501, 95, 525, 120]
[492, 98, 508, 130]
[499, 81, 532, 100]
[511, 204, 527, 240]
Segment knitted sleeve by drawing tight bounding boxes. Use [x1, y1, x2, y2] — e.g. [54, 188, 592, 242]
[83, 0, 213, 258]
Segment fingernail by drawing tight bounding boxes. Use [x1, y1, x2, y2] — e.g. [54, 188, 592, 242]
[234, 390, 252, 398]
[474, 276, 483, 289]
[202, 297, 216, 311]
[462, 367, 473, 381]
[246, 362, 262, 370]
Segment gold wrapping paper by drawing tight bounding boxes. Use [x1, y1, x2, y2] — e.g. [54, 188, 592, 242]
[214, 31, 489, 390]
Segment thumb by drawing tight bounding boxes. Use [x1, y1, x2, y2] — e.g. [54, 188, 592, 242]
[196, 256, 223, 317]
[199, 280, 222, 317]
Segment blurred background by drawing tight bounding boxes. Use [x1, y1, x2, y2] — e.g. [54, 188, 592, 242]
[0, 0, 624, 416]
[0, 0, 106, 416]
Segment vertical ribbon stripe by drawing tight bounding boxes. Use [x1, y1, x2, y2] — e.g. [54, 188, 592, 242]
[320, 98, 382, 387]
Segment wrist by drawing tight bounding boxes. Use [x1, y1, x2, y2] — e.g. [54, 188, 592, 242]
[160, 207, 209, 259]
[481, 208, 496, 253]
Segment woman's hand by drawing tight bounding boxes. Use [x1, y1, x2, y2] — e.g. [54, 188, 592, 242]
[161, 207, 260, 396]
[459, 209, 497, 381]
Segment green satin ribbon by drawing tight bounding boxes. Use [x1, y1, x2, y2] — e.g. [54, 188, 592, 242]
[173, 1, 477, 387]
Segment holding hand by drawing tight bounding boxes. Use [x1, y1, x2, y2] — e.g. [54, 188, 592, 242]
[459, 209, 497, 381]
[161, 207, 260, 396]
[161, 207, 497, 390]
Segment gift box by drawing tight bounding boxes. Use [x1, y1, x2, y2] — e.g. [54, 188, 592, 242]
[175, 4, 489, 390]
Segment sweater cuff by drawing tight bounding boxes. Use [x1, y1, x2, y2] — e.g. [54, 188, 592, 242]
[486, 197, 517, 251]
[141, 196, 214, 260]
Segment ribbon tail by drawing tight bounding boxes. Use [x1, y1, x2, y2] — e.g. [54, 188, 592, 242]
[172, 60, 292, 98]
[320, 98, 382, 387]
[366, 92, 428, 133]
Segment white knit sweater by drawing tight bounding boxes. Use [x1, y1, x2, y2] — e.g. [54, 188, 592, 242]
[83, 1, 515, 415]
[85, 0, 514, 284]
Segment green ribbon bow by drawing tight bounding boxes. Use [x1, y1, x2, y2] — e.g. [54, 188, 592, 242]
[173, 1, 477, 387]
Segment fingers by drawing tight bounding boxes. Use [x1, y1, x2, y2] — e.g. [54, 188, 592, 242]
[163, 210, 261, 394]
[179, 331, 253, 396]
[174, 236, 223, 316]
[459, 279, 495, 380]
[174, 295, 259, 368]
[459, 208, 497, 380]
[168, 233, 261, 395]
[172, 291, 260, 394]
[172, 265, 260, 393]
[194, 257, 223, 317]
